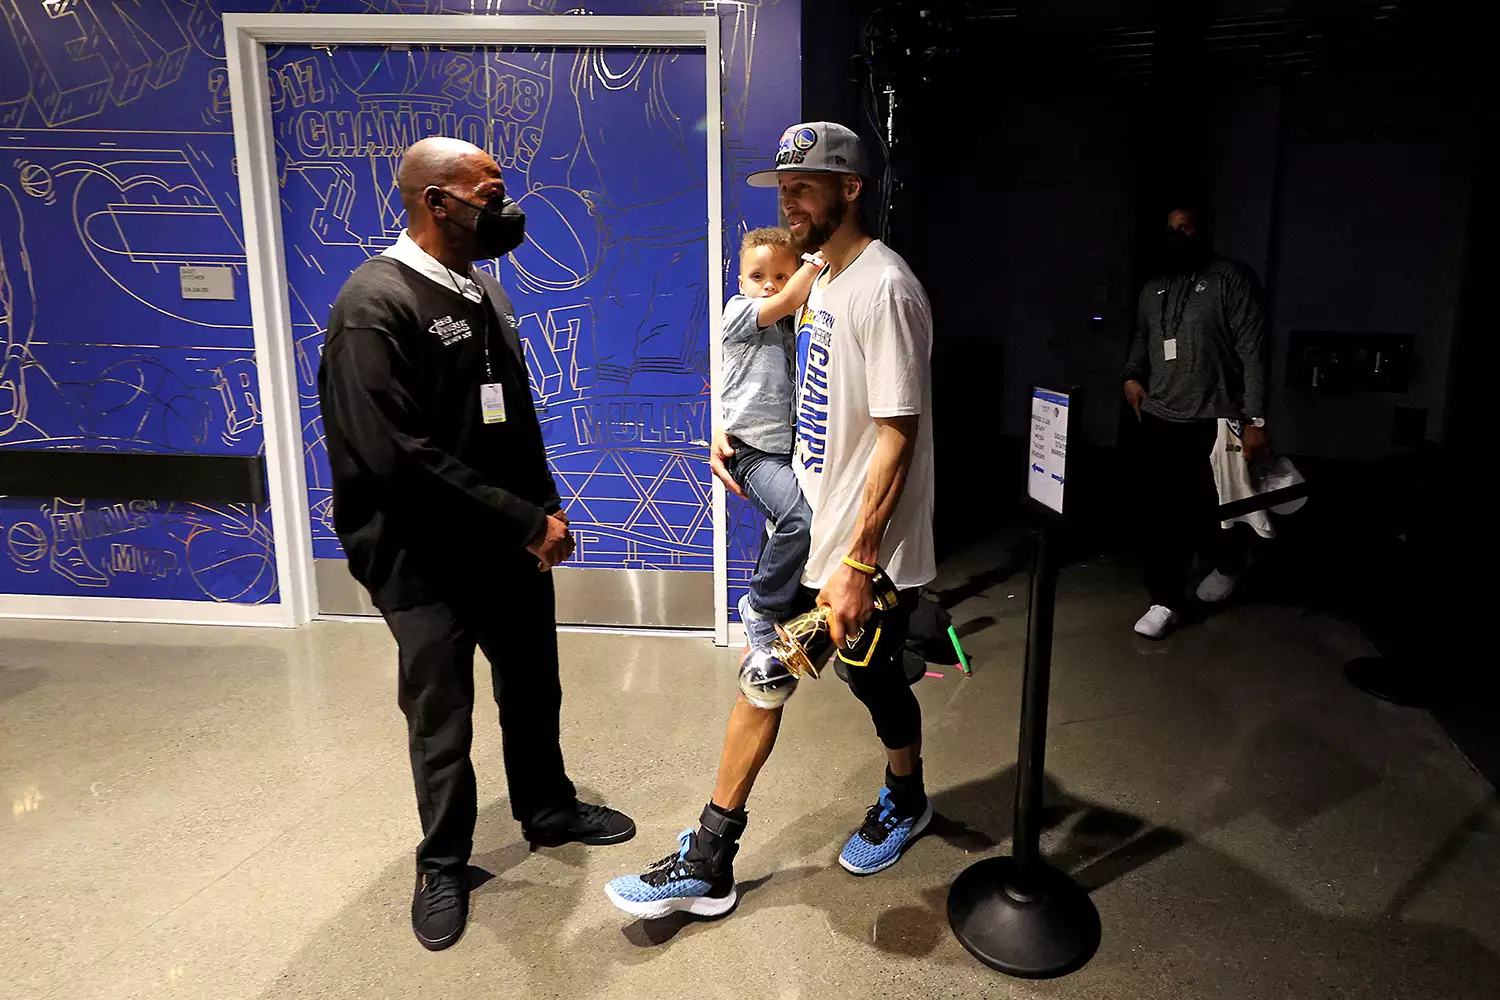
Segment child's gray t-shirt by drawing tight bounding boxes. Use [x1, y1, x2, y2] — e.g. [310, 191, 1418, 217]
[721, 294, 797, 454]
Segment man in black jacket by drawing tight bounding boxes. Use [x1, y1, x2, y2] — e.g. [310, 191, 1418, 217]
[319, 136, 634, 952]
[1122, 204, 1269, 639]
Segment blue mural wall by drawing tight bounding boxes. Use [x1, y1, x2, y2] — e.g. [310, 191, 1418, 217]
[0, 0, 797, 611]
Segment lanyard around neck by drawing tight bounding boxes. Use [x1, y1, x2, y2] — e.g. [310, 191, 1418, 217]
[1159, 272, 1198, 341]
[441, 264, 495, 382]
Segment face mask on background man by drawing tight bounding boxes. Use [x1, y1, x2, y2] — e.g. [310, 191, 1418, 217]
[1162, 227, 1209, 275]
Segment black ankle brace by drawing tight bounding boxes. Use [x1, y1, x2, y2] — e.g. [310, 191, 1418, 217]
[698, 801, 748, 841]
[885, 761, 926, 813]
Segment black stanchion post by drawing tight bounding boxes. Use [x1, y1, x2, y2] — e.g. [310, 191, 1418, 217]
[1009, 526, 1056, 892]
[946, 526, 1101, 978]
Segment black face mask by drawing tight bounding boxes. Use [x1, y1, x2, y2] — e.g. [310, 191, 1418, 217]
[443, 191, 527, 258]
[1162, 228, 1209, 274]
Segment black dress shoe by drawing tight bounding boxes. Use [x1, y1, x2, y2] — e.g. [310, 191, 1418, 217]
[411, 869, 468, 951]
[525, 801, 637, 848]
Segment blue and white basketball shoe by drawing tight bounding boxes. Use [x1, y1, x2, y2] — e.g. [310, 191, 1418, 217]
[604, 828, 739, 920]
[838, 786, 933, 875]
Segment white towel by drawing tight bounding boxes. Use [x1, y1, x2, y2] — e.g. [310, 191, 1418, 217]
[1210, 420, 1306, 539]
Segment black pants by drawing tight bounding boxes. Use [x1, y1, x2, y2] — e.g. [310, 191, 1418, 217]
[381, 573, 576, 873]
[1132, 414, 1242, 608]
[792, 586, 922, 750]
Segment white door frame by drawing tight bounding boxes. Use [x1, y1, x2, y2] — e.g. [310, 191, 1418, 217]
[223, 13, 727, 641]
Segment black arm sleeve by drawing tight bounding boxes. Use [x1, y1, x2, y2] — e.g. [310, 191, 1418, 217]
[322, 327, 546, 549]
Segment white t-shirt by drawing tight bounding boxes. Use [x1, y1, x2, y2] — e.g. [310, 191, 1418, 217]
[793, 240, 935, 590]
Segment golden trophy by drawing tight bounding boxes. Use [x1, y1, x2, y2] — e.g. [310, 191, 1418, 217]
[739, 565, 901, 709]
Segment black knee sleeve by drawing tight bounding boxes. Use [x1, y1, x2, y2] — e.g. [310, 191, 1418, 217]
[847, 667, 922, 750]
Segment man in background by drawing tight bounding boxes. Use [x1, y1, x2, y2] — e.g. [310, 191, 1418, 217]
[1123, 203, 1269, 639]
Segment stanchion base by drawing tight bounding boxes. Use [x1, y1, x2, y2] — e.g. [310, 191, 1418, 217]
[947, 857, 1101, 979]
[1344, 656, 1427, 708]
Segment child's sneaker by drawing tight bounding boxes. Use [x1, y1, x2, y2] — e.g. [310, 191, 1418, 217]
[738, 592, 780, 650]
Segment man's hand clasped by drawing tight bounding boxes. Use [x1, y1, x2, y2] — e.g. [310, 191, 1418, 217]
[527, 512, 574, 572]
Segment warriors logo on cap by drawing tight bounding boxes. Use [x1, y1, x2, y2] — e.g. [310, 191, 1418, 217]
[776, 126, 819, 166]
[749, 121, 870, 188]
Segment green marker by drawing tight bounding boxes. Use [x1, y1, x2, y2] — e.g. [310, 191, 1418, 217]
[947, 625, 971, 675]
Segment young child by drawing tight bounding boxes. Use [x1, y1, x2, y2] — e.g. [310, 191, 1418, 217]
[721, 227, 824, 649]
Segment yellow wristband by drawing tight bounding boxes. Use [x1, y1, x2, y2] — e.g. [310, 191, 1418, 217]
[842, 555, 877, 575]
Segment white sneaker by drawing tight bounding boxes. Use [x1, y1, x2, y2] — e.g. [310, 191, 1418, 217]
[1133, 605, 1179, 639]
[1195, 570, 1238, 604]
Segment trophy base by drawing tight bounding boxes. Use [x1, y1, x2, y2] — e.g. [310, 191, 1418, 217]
[738, 648, 800, 710]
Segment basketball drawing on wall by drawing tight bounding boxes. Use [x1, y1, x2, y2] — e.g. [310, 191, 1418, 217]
[5, 519, 48, 573]
[167, 502, 278, 604]
[509, 184, 601, 293]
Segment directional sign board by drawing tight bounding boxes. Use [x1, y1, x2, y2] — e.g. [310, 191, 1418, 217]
[1028, 388, 1070, 516]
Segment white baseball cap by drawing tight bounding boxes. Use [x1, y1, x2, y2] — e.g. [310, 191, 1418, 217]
[747, 121, 871, 188]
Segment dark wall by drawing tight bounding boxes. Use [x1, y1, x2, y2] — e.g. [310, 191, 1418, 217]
[1257, 84, 1474, 458]
[1432, 109, 1500, 785]
[900, 84, 1478, 462]
[800, 0, 862, 128]
[803, 3, 1486, 561]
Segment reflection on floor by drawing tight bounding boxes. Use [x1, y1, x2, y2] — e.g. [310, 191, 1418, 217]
[3, 555, 1497, 1000]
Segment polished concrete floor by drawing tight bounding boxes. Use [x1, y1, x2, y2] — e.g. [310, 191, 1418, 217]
[3, 554, 1498, 1000]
